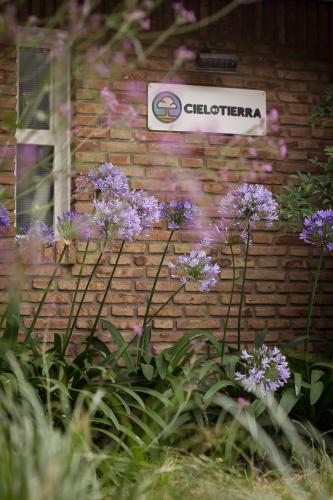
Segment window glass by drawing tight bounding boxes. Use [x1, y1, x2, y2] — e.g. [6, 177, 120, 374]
[18, 47, 50, 130]
[16, 144, 54, 230]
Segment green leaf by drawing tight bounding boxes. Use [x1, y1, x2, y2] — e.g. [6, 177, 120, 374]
[311, 369, 325, 384]
[155, 352, 168, 379]
[310, 381, 324, 405]
[203, 380, 235, 406]
[294, 372, 302, 397]
[141, 363, 155, 381]
[279, 388, 298, 415]
[311, 362, 333, 371]
[53, 333, 62, 354]
[254, 329, 268, 349]
[90, 337, 110, 356]
[102, 320, 133, 370]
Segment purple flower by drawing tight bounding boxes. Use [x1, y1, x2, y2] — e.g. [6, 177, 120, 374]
[168, 249, 220, 292]
[175, 46, 196, 62]
[160, 199, 199, 231]
[133, 325, 143, 336]
[0, 204, 10, 234]
[76, 163, 129, 199]
[93, 199, 142, 241]
[219, 184, 278, 243]
[100, 88, 119, 112]
[300, 209, 333, 254]
[235, 345, 290, 396]
[127, 190, 160, 233]
[201, 221, 232, 248]
[18, 221, 54, 247]
[173, 2, 196, 24]
[57, 211, 103, 243]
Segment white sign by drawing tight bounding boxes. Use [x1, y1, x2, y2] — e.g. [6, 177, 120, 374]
[148, 83, 266, 136]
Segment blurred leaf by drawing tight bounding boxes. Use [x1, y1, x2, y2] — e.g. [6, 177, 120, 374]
[254, 329, 268, 349]
[203, 380, 236, 407]
[279, 388, 298, 415]
[311, 369, 325, 384]
[310, 381, 324, 405]
[141, 363, 154, 381]
[103, 320, 133, 370]
[294, 372, 302, 397]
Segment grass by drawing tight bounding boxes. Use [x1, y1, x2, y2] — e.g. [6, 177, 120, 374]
[1, 357, 332, 500]
[105, 452, 333, 500]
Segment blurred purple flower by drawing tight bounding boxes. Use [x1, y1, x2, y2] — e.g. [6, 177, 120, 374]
[168, 249, 220, 292]
[128, 190, 160, 233]
[160, 199, 199, 230]
[269, 108, 279, 123]
[173, 2, 196, 23]
[300, 209, 333, 254]
[175, 45, 196, 62]
[93, 199, 142, 241]
[219, 184, 278, 243]
[201, 221, 232, 248]
[140, 18, 151, 30]
[133, 325, 143, 336]
[0, 204, 10, 235]
[235, 344, 290, 396]
[100, 88, 119, 112]
[57, 211, 103, 243]
[18, 221, 54, 247]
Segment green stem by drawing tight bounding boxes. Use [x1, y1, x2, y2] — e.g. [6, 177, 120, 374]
[144, 284, 184, 327]
[305, 250, 324, 378]
[62, 240, 90, 355]
[237, 229, 250, 351]
[221, 240, 236, 364]
[86, 240, 125, 348]
[24, 244, 67, 344]
[142, 229, 174, 328]
[67, 238, 107, 345]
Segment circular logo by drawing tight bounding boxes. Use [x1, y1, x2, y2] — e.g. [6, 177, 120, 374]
[152, 91, 182, 123]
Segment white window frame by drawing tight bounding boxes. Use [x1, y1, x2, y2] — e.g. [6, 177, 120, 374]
[16, 27, 71, 233]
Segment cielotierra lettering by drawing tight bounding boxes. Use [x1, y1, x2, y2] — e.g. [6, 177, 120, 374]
[183, 103, 261, 118]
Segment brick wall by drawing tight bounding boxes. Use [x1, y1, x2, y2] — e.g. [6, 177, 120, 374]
[1, 12, 333, 351]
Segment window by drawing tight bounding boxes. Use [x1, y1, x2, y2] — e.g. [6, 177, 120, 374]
[16, 28, 71, 232]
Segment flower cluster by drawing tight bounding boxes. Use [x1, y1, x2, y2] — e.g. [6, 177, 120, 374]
[57, 211, 103, 244]
[219, 184, 278, 243]
[235, 345, 290, 396]
[127, 190, 160, 233]
[300, 209, 333, 254]
[0, 203, 10, 235]
[93, 199, 142, 241]
[76, 162, 129, 198]
[168, 249, 220, 292]
[19, 221, 55, 247]
[160, 199, 199, 230]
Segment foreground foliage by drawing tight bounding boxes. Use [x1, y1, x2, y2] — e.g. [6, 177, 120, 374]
[1, 362, 333, 500]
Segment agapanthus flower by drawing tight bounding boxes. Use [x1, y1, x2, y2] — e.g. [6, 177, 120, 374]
[201, 221, 232, 248]
[168, 249, 220, 292]
[18, 221, 55, 247]
[300, 209, 333, 254]
[57, 211, 103, 244]
[235, 345, 290, 396]
[76, 163, 129, 198]
[0, 203, 10, 234]
[160, 199, 199, 230]
[219, 184, 278, 243]
[93, 199, 141, 241]
[127, 190, 160, 233]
